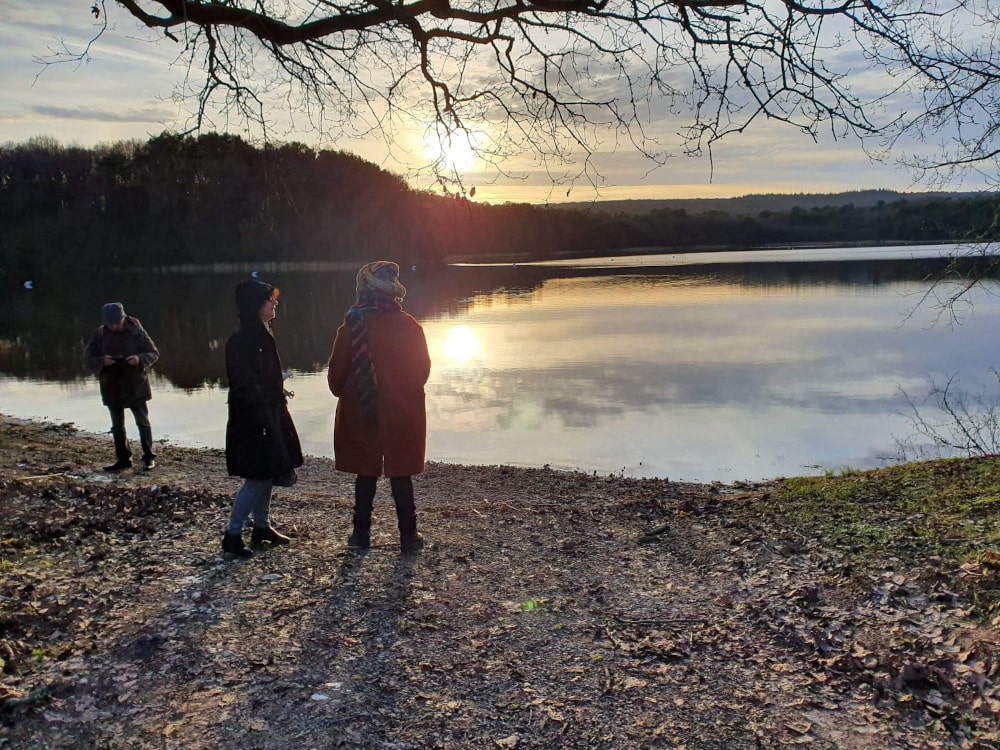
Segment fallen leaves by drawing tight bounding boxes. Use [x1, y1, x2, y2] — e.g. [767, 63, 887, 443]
[0, 417, 998, 748]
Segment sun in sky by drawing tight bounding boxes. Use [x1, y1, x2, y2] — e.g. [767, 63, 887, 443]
[421, 128, 481, 173]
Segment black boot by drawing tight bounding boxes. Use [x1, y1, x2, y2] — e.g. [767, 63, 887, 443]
[222, 532, 252, 558]
[392, 477, 424, 553]
[138, 424, 155, 470]
[348, 476, 376, 549]
[347, 526, 371, 549]
[400, 530, 425, 554]
[251, 527, 291, 546]
[110, 425, 132, 469]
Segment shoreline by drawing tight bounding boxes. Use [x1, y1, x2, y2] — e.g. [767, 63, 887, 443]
[0, 404, 722, 484]
[0, 413, 725, 521]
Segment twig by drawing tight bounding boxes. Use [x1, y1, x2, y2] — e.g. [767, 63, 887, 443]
[612, 615, 706, 626]
[603, 626, 625, 650]
[638, 522, 671, 541]
[340, 613, 368, 629]
[271, 602, 316, 620]
[13, 472, 68, 481]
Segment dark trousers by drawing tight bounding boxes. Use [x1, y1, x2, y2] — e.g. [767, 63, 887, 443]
[108, 403, 154, 461]
[354, 475, 417, 534]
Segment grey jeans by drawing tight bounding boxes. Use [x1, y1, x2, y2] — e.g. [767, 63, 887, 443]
[226, 478, 274, 535]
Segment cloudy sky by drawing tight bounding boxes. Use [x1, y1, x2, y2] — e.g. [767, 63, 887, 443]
[0, 1, 987, 204]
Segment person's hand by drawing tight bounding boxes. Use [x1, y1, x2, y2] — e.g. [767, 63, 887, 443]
[103, 355, 116, 367]
[125, 355, 140, 366]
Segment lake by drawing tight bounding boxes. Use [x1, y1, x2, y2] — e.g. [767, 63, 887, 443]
[2, 244, 998, 482]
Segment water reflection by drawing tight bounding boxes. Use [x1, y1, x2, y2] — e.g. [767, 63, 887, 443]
[2, 247, 998, 481]
[439, 325, 483, 364]
[0, 253, 959, 387]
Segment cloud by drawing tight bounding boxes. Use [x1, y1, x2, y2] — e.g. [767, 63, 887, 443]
[27, 103, 172, 125]
[2, 0, 989, 200]
[0, 4, 85, 32]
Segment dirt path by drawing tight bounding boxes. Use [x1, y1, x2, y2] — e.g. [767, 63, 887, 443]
[1, 416, 996, 749]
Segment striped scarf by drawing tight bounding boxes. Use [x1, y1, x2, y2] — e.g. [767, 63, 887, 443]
[346, 299, 402, 426]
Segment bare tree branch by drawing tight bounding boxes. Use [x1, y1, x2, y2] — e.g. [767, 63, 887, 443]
[26, 1, 1000, 202]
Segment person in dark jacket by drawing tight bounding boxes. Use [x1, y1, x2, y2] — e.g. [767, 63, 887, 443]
[84, 302, 160, 472]
[328, 261, 431, 553]
[222, 279, 303, 559]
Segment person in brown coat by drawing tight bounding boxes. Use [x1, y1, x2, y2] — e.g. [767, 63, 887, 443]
[327, 261, 431, 553]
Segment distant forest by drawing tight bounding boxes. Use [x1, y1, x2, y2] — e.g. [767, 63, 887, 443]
[2, 133, 999, 275]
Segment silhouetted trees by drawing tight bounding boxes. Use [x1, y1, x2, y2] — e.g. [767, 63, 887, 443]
[3, 134, 1000, 278]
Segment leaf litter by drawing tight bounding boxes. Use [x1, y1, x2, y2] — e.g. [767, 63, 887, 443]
[0, 415, 997, 748]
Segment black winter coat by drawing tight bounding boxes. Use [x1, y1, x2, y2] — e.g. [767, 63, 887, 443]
[84, 317, 159, 408]
[224, 319, 303, 480]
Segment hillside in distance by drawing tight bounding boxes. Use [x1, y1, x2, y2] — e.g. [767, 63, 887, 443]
[563, 190, 989, 217]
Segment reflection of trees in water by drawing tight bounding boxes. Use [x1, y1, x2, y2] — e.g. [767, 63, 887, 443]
[2, 270, 354, 388]
[1, 266, 475, 388]
[0, 257, 986, 388]
[711, 258, 962, 289]
[528, 258, 960, 289]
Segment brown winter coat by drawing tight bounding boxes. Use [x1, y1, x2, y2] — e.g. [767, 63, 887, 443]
[328, 311, 431, 477]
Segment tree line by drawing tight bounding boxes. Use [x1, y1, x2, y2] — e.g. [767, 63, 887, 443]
[2, 134, 999, 277]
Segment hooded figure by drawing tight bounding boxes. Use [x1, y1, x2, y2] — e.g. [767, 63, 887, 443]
[328, 261, 431, 553]
[221, 279, 303, 558]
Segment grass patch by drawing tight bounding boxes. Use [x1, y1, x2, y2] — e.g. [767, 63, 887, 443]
[738, 456, 1000, 616]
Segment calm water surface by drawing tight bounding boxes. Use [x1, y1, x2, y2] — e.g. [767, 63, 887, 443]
[2, 244, 997, 482]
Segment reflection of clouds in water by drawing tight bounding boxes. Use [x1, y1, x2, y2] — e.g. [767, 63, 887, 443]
[426, 271, 1000, 435]
[445, 351, 996, 428]
[429, 360, 888, 432]
[425, 370, 508, 432]
[440, 282, 905, 375]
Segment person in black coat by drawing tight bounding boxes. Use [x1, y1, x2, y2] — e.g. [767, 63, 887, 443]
[221, 279, 303, 558]
[84, 302, 160, 472]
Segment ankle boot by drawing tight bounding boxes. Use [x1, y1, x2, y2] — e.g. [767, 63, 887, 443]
[391, 476, 423, 553]
[251, 527, 291, 546]
[111, 426, 131, 468]
[222, 532, 252, 558]
[138, 424, 155, 465]
[400, 530, 425, 554]
[347, 525, 371, 549]
[349, 475, 376, 549]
